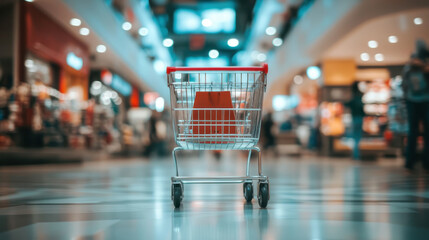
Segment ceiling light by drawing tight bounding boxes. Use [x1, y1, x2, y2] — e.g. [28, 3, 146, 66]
[257, 53, 266, 62]
[138, 27, 149, 36]
[272, 38, 283, 47]
[25, 59, 34, 68]
[70, 18, 81, 27]
[375, 53, 384, 62]
[122, 22, 132, 31]
[163, 38, 174, 47]
[360, 53, 370, 61]
[265, 26, 277, 36]
[79, 27, 90, 36]
[388, 35, 398, 43]
[293, 75, 303, 85]
[368, 40, 378, 48]
[251, 51, 259, 60]
[208, 49, 219, 59]
[202, 19, 213, 27]
[227, 38, 239, 47]
[414, 17, 423, 25]
[96, 45, 106, 53]
[154, 60, 166, 74]
[25, 0, 34, 2]
[306, 66, 321, 80]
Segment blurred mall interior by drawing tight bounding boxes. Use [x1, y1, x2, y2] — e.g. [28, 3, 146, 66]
[1, 0, 429, 239]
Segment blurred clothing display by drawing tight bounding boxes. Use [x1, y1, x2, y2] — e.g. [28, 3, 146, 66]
[402, 40, 429, 170]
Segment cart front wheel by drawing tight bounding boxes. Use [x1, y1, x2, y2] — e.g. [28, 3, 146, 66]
[258, 182, 269, 208]
[243, 182, 253, 202]
[172, 184, 183, 208]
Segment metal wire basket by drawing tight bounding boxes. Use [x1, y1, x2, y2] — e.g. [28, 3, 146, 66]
[167, 65, 268, 150]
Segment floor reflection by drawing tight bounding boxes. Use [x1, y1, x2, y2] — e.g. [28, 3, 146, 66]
[0, 154, 428, 239]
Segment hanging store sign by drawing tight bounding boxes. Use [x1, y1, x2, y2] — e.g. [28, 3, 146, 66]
[101, 69, 131, 96]
[66, 52, 83, 70]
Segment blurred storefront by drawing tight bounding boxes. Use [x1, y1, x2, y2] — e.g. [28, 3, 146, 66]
[17, 3, 89, 149]
[271, 59, 409, 158]
[89, 69, 131, 153]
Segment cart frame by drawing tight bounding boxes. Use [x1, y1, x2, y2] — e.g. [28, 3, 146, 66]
[166, 64, 270, 208]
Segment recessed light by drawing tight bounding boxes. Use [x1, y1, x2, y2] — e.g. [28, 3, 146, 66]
[293, 75, 303, 85]
[154, 60, 166, 74]
[25, 0, 34, 2]
[360, 53, 370, 61]
[96, 45, 106, 53]
[202, 19, 212, 27]
[388, 36, 398, 43]
[368, 40, 378, 48]
[138, 27, 149, 36]
[227, 38, 239, 47]
[414, 17, 423, 25]
[208, 49, 219, 59]
[375, 53, 384, 62]
[70, 18, 81, 27]
[163, 38, 174, 47]
[122, 22, 132, 31]
[272, 38, 283, 47]
[265, 26, 277, 36]
[306, 66, 321, 80]
[79, 28, 90, 36]
[251, 51, 259, 60]
[257, 53, 267, 62]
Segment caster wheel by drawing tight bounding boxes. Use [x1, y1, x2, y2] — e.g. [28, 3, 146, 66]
[243, 182, 253, 202]
[172, 184, 183, 208]
[258, 182, 269, 208]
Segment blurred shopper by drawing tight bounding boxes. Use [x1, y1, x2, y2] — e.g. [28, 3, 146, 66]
[402, 39, 429, 171]
[261, 112, 277, 154]
[143, 111, 160, 157]
[345, 82, 365, 160]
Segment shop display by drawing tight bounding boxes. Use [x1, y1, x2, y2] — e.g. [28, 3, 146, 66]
[320, 102, 345, 136]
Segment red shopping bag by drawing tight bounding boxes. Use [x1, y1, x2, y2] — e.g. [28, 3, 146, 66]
[191, 91, 236, 143]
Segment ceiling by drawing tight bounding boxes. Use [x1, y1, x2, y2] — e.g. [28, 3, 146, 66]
[324, 7, 429, 65]
[148, 0, 257, 66]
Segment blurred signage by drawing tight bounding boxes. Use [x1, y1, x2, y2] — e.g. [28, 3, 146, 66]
[272, 95, 300, 111]
[130, 87, 140, 107]
[323, 59, 356, 86]
[66, 52, 83, 70]
[174, 8, 235, 34]
[144, 92, 159, 109]
[190, 34, 205, 50]
[101, 69, 131, 96]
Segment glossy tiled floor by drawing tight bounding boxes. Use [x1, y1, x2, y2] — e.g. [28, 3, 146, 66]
[0, 151, 429, 239]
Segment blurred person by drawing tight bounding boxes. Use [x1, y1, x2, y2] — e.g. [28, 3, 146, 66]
[345, 82, 365, 160]
[143, 111, 160, 157]
[402, 39, 429, 171]
[15, 83, 33, 148]
[261, 112, 277, 154]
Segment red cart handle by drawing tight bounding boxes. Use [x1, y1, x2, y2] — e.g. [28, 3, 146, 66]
[166, 63, 268, 74]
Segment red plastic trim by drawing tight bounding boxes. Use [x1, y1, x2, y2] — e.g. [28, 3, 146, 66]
[166, 63, 268, 74]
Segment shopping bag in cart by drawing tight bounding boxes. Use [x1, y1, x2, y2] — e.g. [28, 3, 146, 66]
[191, 91, 236, 143]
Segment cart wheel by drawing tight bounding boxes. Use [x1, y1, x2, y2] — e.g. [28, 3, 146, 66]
[243, 182, 253, 202]
[172, 184, 183, 208]
[258, 182, 269, 208]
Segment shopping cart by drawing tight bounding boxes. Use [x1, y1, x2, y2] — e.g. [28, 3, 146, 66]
[166, 64, 269, 208]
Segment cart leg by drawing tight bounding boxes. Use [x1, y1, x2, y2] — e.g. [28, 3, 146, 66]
[246, 150, 252, 177]
[252, 147, 262, 176]
[172, 147, 182, 177]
